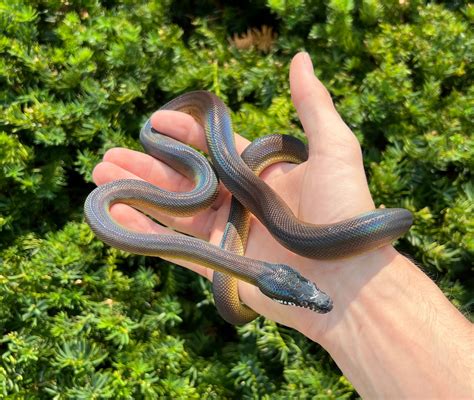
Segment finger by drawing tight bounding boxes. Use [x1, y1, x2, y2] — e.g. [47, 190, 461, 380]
[110, 203, 213, 280]
[95, 148, 192, 192]
[98, 147, 232, 208]
[92, 159, 220, 240]
[150, 110, 304, 203]
[289, 52, 375, 220]
[289, 52, 362, 159]
[150, 110, 251, 155]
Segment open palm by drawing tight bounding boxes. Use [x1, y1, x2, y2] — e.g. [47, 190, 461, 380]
[92, 52, 393, 343]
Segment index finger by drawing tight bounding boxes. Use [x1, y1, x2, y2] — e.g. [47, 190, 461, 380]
[150, 109, 251, 155]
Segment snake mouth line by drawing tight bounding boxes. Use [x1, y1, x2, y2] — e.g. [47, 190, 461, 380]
[275, 299, 297, 307]
[274, 298, 333, 313]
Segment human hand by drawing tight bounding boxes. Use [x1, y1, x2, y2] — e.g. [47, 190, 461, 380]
[91, 53, 474, 398]
[92, 52, 400, 345]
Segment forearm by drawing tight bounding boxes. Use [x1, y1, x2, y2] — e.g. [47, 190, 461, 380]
[318, 248, 473, 399]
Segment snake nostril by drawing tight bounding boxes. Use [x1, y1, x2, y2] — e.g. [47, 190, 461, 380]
[322, 297, 333, 312]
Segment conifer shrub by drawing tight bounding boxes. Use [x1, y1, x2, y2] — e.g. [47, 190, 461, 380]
[0, 0, 472, 397]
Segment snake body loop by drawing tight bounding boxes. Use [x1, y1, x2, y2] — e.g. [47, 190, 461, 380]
[84, 91, 413, 323]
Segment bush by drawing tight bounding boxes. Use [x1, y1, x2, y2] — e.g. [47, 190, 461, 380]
[0, 0, 472, 397]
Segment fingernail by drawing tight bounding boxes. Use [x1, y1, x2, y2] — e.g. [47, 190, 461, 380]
[302, 52, 314, 75]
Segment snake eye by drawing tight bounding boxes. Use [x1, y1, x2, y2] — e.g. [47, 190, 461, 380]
[257, 264, 333, 313]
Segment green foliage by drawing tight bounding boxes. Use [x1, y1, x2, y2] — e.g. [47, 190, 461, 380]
[0, 0, 472, 397]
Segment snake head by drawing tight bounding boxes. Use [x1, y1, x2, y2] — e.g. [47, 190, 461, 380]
[257, 264, 333, 313]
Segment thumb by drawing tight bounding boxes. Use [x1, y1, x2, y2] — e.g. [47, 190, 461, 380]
[289, 52, 362, 160]
[289, 52, 375, 220]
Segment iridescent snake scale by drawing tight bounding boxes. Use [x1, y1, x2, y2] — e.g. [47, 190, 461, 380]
[84, 91, 413, 324]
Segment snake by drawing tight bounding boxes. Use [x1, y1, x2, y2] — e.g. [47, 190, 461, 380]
[84, 91, 413, 324]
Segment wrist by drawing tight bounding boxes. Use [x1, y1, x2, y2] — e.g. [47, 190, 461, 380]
[304, 247, 472, 399]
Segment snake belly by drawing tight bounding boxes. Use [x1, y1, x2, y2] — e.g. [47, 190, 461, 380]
[84, 90, 413, 323]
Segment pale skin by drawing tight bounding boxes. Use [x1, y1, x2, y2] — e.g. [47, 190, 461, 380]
[92, 52, 473, 399]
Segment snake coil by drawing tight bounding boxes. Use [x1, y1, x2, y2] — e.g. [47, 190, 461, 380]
[84, 91, 413, 324]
